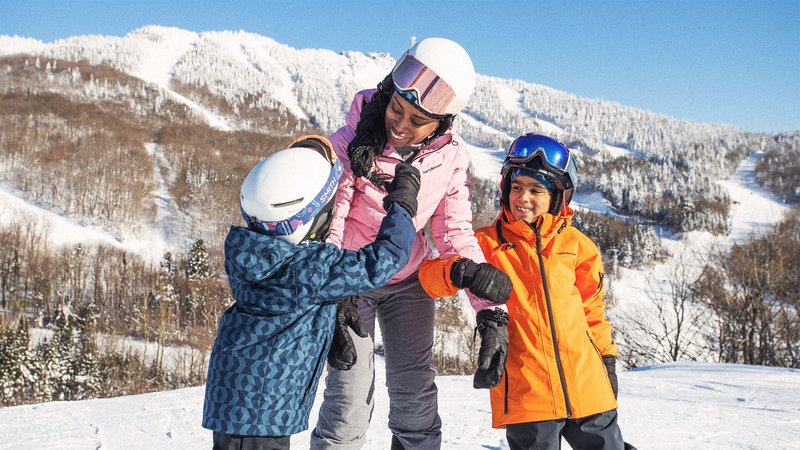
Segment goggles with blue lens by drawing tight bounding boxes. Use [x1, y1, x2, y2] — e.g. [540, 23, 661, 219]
[505, 134, 571, 175]
[242, 160, 344, 237]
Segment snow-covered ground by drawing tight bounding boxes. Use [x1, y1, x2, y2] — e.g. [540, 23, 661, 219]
[1, 360, 797, 449]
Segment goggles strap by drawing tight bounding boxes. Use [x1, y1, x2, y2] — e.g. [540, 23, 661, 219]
[245, 161, 343, 236]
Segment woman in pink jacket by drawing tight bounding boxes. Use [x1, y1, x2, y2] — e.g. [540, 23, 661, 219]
[311, 38, 511, 450]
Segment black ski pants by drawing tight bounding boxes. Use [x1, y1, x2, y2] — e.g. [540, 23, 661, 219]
[212, 432, 290, 450]
[505, 409, 624, 450]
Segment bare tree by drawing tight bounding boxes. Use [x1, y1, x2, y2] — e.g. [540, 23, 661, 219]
[694, 208, 800, 368]
[612, 248, 714, 368]
[433, 295, 478, 375]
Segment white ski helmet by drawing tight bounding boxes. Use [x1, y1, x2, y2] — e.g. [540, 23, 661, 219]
[391, 37, 476, 116]
[240, 141, 343, 244]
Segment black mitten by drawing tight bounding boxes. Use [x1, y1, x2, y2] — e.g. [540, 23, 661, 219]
[383, 163, 421, 216]
[328, 297, 369, 371]
[450, 258, 512, 304]
[474, 308, 510, 389]
[603, 355, 618, 398]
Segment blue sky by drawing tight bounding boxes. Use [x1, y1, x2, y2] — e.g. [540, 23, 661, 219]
[2, 0, 798, 133]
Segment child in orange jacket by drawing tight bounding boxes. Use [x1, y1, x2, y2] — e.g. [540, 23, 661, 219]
[420, 134, 627, 449]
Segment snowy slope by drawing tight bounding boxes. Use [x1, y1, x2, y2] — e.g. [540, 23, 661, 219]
[601, 150, 791, 318]
[0, 181, 169, 265]
[0, 361, 797, 449]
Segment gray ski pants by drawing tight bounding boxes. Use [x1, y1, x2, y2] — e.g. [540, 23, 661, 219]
[310, 273, 442, 450]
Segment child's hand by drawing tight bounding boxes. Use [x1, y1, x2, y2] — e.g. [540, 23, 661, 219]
[383, 163, 421, 216]
[289, 134, 335, 160]
[328, 297, 369, 371]
[473, 308, 510, 389]
[450, 258, 512, 304]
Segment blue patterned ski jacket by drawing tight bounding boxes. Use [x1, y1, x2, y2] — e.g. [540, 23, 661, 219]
[202, 204, 415, 436]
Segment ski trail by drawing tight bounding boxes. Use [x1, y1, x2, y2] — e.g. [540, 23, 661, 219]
[128, 28, 233, 131]
[0, 182, 125, 249]
[131, 28, 198, 88]
[161, 87, 233, 131]
[144, 143, 177, 249]
[238, 41, 311, 122]
[719, 151, 790, 245]
[494, 83, 564, 135]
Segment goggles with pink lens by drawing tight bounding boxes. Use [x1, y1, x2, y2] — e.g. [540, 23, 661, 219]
[392, 54, 463, 116]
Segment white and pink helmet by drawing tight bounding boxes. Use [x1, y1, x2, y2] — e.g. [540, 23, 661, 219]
[391, 37, 476, 117]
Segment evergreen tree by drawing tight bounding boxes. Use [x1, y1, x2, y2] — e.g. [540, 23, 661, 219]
[159, 251, 178, 304]
[186, 239, 211, 281]
[186, 239, 212, 327]
[156, 251, 178, 364]
[0, 318, 32, 405]
[41, 305, 78, 401]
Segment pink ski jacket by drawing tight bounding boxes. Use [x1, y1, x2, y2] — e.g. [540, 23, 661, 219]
[328, 89, 495, 311]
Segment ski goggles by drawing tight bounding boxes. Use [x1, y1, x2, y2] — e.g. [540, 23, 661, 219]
[392, 54, 463, 116]
[505, 134, 571, 175]
[242, 160, 343, 237]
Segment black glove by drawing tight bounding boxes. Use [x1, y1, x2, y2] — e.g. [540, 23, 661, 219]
[383, 163, 421, 217]
[603, 355, 618, 398]
[473, 308, 509, 389]
[328, 297, 369, 371]
[450, 258, 512, 304]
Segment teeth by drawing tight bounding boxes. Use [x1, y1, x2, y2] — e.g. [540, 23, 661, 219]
[389, 129, 405, 140]
[516, 206, 532, 212]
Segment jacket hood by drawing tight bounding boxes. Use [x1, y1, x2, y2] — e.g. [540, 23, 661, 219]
[225, 226, 291, 280]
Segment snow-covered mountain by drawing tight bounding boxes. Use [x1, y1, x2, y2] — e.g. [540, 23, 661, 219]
[1, 359, 798, 449]
[0, 25, 773, 157]
[1, 25, 793, 253]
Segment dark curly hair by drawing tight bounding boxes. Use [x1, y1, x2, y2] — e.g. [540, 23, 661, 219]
[347, 73, 454, 190]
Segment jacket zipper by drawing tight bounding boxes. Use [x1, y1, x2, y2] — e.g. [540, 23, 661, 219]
[504, 374, 509, 414]
[301, 346, 327, 406]
[535, 224, 572, 419]
[586, 330, 603, 361]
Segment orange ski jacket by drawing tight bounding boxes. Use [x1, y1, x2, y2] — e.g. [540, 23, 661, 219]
[419, 206, 618, 427]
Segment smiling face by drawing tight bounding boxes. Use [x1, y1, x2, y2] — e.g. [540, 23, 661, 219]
[384, 92, 441, 148]
[508, 175, 553, 224]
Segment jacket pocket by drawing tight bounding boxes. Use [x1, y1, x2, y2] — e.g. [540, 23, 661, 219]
[586, 330, 604, 363]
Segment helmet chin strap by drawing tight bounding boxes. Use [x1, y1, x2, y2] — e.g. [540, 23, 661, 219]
[302, 199, 335, 242]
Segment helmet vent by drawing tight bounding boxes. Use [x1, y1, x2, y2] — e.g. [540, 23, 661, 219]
[272, 197, 304, 208]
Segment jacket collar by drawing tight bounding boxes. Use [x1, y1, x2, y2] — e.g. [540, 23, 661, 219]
[495, 205, 574, 247]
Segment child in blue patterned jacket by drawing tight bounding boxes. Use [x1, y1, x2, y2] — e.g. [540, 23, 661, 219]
[202, 136, 420, 450]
